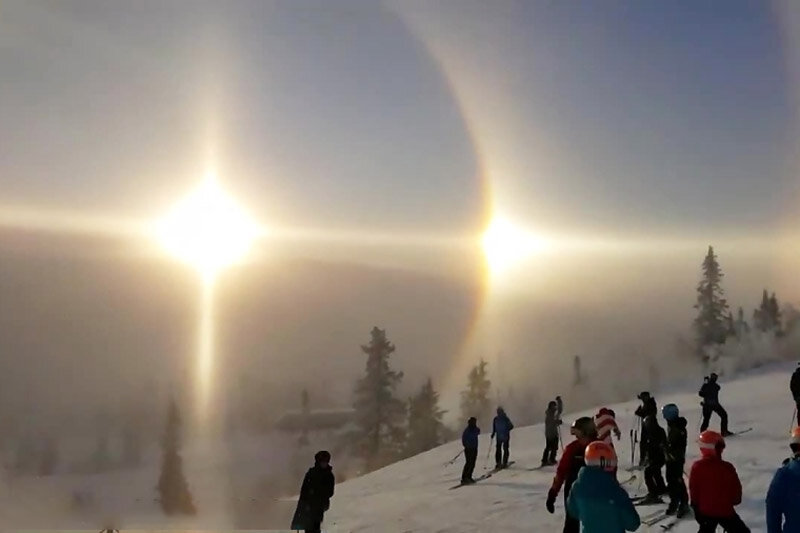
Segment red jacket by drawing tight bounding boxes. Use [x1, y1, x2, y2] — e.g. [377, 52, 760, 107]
[689, 456, 742, 518]
[551, 438, 592, 496]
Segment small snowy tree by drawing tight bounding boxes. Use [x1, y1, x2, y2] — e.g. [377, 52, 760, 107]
[156, 398, 196, 515]
[693, 246, 730, 359]
[753, 290, 783, 335]
[352, 327, 406, 469]
[460, 359, 492, 425]
[404, 378, 446, 457]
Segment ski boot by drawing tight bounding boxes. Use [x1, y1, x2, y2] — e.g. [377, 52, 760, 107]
[665, 502, 677, 516]
[637, 493, 664, 505]
[676, 503, 690, 519]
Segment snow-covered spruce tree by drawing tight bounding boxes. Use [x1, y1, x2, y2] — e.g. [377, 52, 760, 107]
[693, 246, 730, 361]
[460, 358, 492, 425]
[156, 397, 196, 515]
[753, 290, 783, 336]
[404, 378, 446, 457]
[352, 327, 406, 470]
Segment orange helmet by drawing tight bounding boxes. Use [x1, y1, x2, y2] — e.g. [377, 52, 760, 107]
[698, 430, 725, 457]
[791, 427, 800, 451]
[584, 441, 617, 472]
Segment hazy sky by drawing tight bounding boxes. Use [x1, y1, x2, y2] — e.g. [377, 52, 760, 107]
[0, 1, 799, 419]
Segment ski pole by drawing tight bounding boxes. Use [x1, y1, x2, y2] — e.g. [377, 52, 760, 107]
[629, 429, 634, 468]
[484, 436, 494, 469]
[444, 450, 463, 466]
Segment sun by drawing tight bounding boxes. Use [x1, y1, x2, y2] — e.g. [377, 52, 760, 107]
[155, 174, 260, 279]
[481, 215, 550, 279]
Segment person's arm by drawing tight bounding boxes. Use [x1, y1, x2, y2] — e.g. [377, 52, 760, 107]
[550, 443, 572, 494]
[728, 463, 742, 506]
[766, 469, 785, 533]
[328, 472, 335, 499]
[688, 462, 699, 507]
[616, 484, 641, 532]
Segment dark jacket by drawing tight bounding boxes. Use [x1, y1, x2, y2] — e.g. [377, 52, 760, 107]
[665, 417, 687, 464]
[635, 397, 657, 419]
[766, 456, 800, 533]
[545, 406, 562, 439]
[791, 368, 800, 399]
[492, 414, 514, 441]
[290, 464, 335, 529]
[699, 381, 721, 406]
[643, 423, 666, 466]
[462, 424, 480, 449]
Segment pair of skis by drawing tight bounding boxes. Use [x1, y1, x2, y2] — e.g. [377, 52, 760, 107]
[449, 461, 516, 489]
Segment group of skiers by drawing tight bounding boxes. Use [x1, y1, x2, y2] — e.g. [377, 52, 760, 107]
[460, 407, 515, 484]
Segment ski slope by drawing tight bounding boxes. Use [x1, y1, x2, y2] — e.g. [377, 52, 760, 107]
[325, 364, 797, 532]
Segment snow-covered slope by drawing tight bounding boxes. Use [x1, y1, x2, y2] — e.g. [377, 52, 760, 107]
[325, 364, 796, 532]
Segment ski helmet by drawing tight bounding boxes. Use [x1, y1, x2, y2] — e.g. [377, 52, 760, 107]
[662, 403, 679, 422]
[571, 416, 597, 438]
[698, 430, 725, 457]
[791, 427, 800, 453]
[584, 441, 616, 472]
[314, 450, 331, 463]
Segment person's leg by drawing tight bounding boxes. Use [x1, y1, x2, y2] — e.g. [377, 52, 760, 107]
[700, 404, 712, 432]
[548, 438, 558, 463]
[718, 513, 750, 533]
[639, 428, 648, 466]
[463, 448, 477, 481]
[644, 464, 656, 495]
[654, 463, 667, 494]
[796, 398, 800, 425]
[541, 441, 549, 465]
[697, 517, 719, 533]
[665, 462, 679, 511]
[715, 405, 729, 434]
[495, 441, 502, 467]
[502, 439, 510, 466]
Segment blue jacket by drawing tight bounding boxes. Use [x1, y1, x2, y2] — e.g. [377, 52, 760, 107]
[492, 414, 514, 441]
[567, 467, 641, 533]
[462, 425, 480, 449]
[766, 457, 800, 533]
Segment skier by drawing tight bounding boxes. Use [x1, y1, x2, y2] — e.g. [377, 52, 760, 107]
[635, 391, 657, 467]
[639, 415, 668, 504]
[567, 441, 641, 533]
[791, 364, 800, 425]
[765, 427, 800, 533]
[461, 417, 480, 484]
[662, 403, 689, 517]
[595, 407, 622, 448]
[542, 400, 562, 467]
[491, 406, 514, 468]
[699, 373, 732, 437]
[546, 416, 599, 533]
[290, 450, 335, 533]
[689, 431, 750, 532]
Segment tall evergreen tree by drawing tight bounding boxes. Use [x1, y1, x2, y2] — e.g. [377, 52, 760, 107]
[769, 292, 783, 335]
[460, 358, 492, 425]
[754, 289, 771, 332]
[693, 246, 730, 355]
[352, 327, 406, 470]
[405, 378, 446, 457]
[156, 397, 196, 515]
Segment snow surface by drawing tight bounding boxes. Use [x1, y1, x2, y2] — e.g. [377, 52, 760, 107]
[324, 363, 796, 532]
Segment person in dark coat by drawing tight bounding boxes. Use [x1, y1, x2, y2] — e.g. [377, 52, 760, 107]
[791, 364, 800, 425]
[639, 415, 668, 504]
[542, 400, 562, 466]
[635, 391, 657, 466]
[291, 450, 335, 533]
[662, 404, 689, 517]
[699, 373, 732, 436]
[461, 417, 480, 484]
[492, 407, 514, 468]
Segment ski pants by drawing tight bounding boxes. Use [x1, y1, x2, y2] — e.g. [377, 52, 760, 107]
[665, 461, 687, 507]
[638, 426, 648, 466]
[496, 438, 510, 466]
[700, 403, 729, 434]
[695, 511, 750, 533]
[644, 460, 667, 496]
[542, 436, 558, 464]
[461, 447, 477, 482]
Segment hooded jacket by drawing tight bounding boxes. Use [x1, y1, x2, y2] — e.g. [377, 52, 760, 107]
[665, 417, 688, 464]
[699, 381, 721, 406]
[766, 456, 800, 533]
[462, 422, 480, 449]
[492, 412, 514, 441]
[689, 455, 742, 518]
[567, 467, 641, 533]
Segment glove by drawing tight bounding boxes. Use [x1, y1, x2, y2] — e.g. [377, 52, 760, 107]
[546, 488, 557, 514]
[490, 433, 495, 439]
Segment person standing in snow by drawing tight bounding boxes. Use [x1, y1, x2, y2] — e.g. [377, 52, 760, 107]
[461, 417, 480, 484]
[790, 364, 800, 425]
[567, 441, 641, 533]
[635, 392, 657, 467]
[492, 407, 514, 468]
[699, 373, 732, 437]
[689, 431, 750, 532]
[291, 450, 335, 533]
[766, 427, 800, 533]
[639, 415, 668, 504]
[595, 407, 622, 448]
[662, 404, 689, 517]
[542, 400, 562, 467]
[546, 416, 599, 533]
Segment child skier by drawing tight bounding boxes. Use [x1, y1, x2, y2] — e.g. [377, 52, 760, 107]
[290, 450, 335, 533]
[689, 431, 750, 532]
[491, 406, 514, 468]
[546, 416, 598, 533]
[699, 373, 732, 437]
[461, 417, 480, 484]
[542, 400, 562, 466]
[567, 441, 641, 533]
[766, 427, 800, 532]
[639, 415, 667, 504]
[662, 403, 689, 517]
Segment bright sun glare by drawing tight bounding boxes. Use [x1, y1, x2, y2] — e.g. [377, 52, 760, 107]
[481, 215, 550, 279]
[156, 175, 260, 279]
